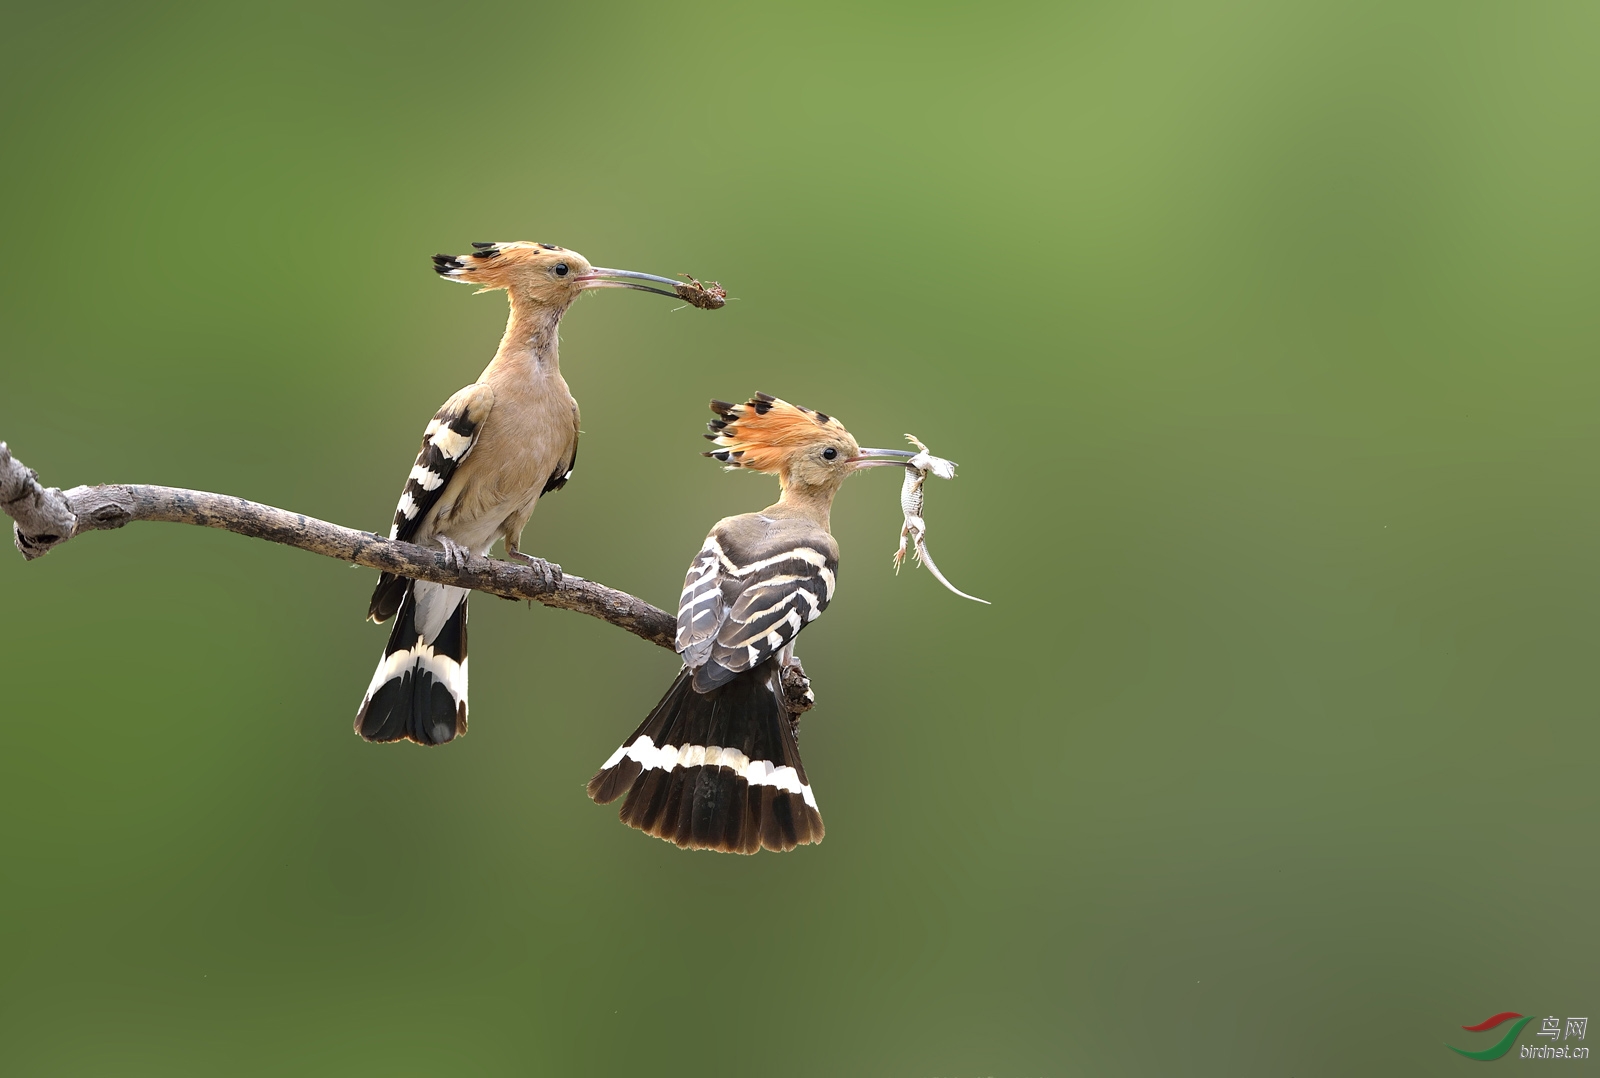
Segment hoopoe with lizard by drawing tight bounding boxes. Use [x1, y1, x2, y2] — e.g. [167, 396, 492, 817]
[588, 393, 921, 853]
[357, 242, 709, 747]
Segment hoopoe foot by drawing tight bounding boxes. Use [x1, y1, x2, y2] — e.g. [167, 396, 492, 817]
[780, 659, 815, 720]
[506, 548, 563, 587]
[437, 536, 469, 570]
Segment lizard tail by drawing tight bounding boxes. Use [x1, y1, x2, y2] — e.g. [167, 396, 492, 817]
[914, 536, 990, 604]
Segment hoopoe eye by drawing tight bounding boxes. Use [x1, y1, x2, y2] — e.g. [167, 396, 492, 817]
[822, 447, 838, 461]
[554, 262, 570, 277]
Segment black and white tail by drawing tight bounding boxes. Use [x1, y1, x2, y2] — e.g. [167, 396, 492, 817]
[355, 581, 469, 746]
[588, 660, 823, 853]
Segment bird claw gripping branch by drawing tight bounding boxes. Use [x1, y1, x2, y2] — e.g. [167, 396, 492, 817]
[780, 657, 816, 721]
[894, 435, 990, 604]
[674, 274, 727, 309]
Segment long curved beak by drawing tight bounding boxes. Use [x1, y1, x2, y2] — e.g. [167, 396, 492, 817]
[849, 448, 920, 469]
[575, 267, 685, 299]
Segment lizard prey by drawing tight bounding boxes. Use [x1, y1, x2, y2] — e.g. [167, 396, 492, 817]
[894, 435, 989, 604]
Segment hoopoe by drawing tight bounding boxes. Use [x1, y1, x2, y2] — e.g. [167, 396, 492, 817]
[356, 242, 699, 747]
[588, 393, 919, 853]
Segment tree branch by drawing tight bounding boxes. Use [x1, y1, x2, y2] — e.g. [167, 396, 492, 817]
[1, 440, 675, 648]
[2, 440, 820, 714]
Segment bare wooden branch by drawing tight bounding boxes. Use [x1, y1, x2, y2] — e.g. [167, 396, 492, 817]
[1, 440, 675, 649]
[1, 440, 821, 711]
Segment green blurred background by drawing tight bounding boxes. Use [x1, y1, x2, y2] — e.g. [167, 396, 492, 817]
[2, 2, 1596, 1074]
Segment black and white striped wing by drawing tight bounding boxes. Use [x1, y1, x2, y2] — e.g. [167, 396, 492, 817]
[681, 519, 838, 691]
[367, 382, 494, 623]
[712, 547, 835, 673]
[675, 535, 728, 671]
[389, 382, 495, 543]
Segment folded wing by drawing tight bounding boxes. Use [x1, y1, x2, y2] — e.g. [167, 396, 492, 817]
[676, 515, 838, 691]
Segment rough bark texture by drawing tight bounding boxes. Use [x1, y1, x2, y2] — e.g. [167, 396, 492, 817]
[0, 441, 815, 709]
[2, 440, 674, 648]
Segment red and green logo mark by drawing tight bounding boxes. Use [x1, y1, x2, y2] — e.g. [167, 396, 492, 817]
[1447, 1012, 1535, 1061]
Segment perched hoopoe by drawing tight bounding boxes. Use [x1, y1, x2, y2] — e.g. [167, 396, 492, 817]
[588, 393, 919, 853]
[356, 242, 700, 746]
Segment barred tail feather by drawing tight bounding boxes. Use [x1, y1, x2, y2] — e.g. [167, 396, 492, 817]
[355, 581, 469, 746]
[368, 570, 407, 623]
[587, 662, 823, 853]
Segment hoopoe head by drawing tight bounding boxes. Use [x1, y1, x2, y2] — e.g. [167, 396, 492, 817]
[432, 242, 690, 310]
[705, 393, 921, 495]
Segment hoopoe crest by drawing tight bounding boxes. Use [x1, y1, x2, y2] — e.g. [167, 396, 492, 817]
[705, 393, 861, 494]
[434, 241, 591, 302]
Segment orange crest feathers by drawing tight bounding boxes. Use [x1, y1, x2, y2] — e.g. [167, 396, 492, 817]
[431, 241, 579, 292]
[704, 393, 848, 472]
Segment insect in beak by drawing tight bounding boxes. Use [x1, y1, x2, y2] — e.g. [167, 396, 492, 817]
[577, 268, 727, 308]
